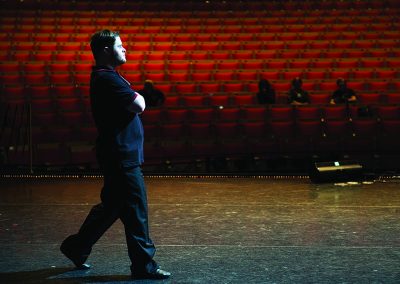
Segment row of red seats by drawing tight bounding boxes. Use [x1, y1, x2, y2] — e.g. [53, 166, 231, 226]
[2, 82, 399, 106]
[3, 59, 399, 73]
[4, 2, 399, 16]
[3, 94, 399, 116]
[1, 79, 398, 101]
[141, 104, 400, 123]
[4, 31, 400, 44]
[3, 22, 399, 34]
[21, 117, 399, 145]
[3, 48, 399, 62]
[2, 39, 399, 52]
[3, 15, 397, 27]
[25, 104, 400, 128]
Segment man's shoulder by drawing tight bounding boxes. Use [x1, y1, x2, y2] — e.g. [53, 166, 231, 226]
[92, 69, 117, 79]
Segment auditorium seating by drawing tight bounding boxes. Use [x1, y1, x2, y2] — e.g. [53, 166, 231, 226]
[1, 0, 399, 170]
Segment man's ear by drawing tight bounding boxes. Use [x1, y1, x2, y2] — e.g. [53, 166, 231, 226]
[103, 46, 110, 55]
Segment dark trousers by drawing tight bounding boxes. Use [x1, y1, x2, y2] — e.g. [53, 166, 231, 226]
[67, 163, 158, 273]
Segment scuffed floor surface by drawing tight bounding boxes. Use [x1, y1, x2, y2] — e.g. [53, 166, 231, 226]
[0, 176, 399, 283]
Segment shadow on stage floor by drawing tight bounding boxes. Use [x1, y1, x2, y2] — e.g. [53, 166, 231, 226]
[0, 175, 399, 283]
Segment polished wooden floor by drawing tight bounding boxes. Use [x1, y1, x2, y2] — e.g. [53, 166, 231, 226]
[0, 176, 399, 283]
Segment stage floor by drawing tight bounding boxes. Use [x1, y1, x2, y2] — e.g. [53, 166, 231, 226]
[0, 176, 399, 283]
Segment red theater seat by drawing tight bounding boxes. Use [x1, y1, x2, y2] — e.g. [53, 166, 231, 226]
[143, 61, 165, 72]
[242, 121, 267, 138]
[175, 83, 197, 94]
[53, 85, 76, 98]
[376, 106, 400, 120]
[163, 96, 180, 107]
[242, 61, 264, 70]
[57, 98, 83, 112]
[168, 72, 189, 82]
[376, 70, 397, 79]
[192, 61, 215, 71]
[50, 74, 73, 85]
[233, 94, 255, 106]
[223, 83, 245, 93]
[295, 120, 323, 138]
[29, 85, 52, 99]
[120, 63, 141, 72]
[268, 120, 295, 139]
[358, 93, 381, 104]
[336, 59, 359, 69]
[386, 93, 400, 104]
[55, 52, 76, 61]
[141, 109, 163, 124]
[165, 109, 188, 123]
[191, 72, 212, 81]
[361, 59, 384, 68]
[175, 42, 197, 51]
[218, 61, 240, 70]
[323, 106, 349, 120]
[369, 81, 390, 92]
[254, 51, 276, 59]
[329, 70, 350, 79]
[296, 106, 322, 120]
[0, 74, 22, 85]
[182, 95, 206, 106]
[199, 83, 221, 94]
[232, 51, 253, 60]
[209, 95, 231, 106]
[214, 122, 239, 139]
[188, 122, 212, 140]
[323, 119, 352, 138]
[214, 71, 235, 81]
[23, 62, 46, 73]
[242, 106, 266, 121]
[74, 74, 91, 85]
[144, 72, 165, 81]
[161, 123, 186, 140]
[309, 94, 330, 105]
[216, 107, 241, 121]
[269, 106, 294, 121]
[353, 70, 374, 79]
[49, 63, 70, 73]
[123, 73, 142, 83]
[347, 81, 365, 91]
[237, 71, 258, 81]
[167, 61, 190, 71]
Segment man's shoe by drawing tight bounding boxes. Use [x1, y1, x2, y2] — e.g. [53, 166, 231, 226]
[132, 268, 171, 280]
[60, 236, 91, 270]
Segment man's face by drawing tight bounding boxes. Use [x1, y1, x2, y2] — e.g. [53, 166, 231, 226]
[111, 36, 126, 66]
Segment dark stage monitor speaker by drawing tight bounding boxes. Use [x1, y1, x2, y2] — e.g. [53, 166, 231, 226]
[309, 160, 363, 183]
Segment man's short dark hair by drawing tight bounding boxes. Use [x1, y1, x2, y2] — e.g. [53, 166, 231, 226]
[336, 78, 346, 85]
[90, 30, 120, 61]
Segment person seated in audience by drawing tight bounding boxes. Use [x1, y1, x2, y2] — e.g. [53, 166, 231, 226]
[288, 77, 310, 105]
[257, 79, 276, 104]
[138, 80, 165, 107]
[330, 78, 357, 105]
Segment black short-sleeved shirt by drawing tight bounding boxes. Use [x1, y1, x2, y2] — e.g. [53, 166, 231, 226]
[139, 88, 165, 107]
[331, 88, 356, 104]
[288, 89, 310, 104]
[90, 65, 144, 166]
